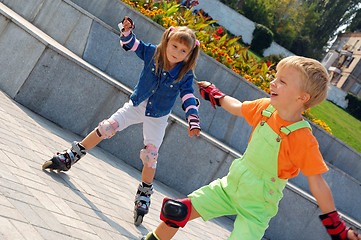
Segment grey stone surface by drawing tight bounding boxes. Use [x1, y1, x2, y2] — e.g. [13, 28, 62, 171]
[14, 48, 129, 137]
[65, 0, 361, 187]
[83, 21, 119, 71]
[0, 16, 45, 98]
[0, 0, 44, 21]
[1, 0, 93, 56]
[0, 90, 234, 239]
[3, 0, 361, 187]
[2, 84, 360, 240]
[1, 2, 239, 196]
[290, 164, 361, 223]
[0, 1, 360, 238]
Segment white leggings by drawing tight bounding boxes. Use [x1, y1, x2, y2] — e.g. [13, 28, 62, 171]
[109, 100, 169, 148]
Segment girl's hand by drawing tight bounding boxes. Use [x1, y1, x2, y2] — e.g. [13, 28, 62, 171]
[348, 228, 361, 240]
[122, 16, 134, 32]
[188, 127, 200, 137]
[187, 114, 201, 137]
[196, 81, 212, 88]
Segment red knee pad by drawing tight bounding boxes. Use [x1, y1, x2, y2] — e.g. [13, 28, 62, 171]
[160, 197, 192, 228]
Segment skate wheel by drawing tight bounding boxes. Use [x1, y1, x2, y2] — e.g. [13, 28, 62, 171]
[42, 160, 53, 170]
[134, 214, 143, 226]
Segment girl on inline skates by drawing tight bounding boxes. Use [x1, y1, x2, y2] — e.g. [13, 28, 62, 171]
[42, 17, 201, 226]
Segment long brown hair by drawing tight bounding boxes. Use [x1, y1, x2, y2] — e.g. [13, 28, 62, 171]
[153, 26, 200, 83]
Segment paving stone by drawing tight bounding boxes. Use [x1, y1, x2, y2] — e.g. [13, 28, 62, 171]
[0, 217, 26, 240]
[0, 89, 232, 239]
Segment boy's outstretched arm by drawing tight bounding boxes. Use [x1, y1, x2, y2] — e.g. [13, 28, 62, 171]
[308, 174, 335, 214]
[197, 81, 243, 117]
[219, 95, 243, 117]
[308, 174, 360, 240]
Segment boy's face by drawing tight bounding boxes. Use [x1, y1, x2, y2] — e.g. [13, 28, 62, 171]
[270, 66, 308, 112]
[166, 38, 191, 68]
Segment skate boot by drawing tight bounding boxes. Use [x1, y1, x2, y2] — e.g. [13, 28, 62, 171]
[42, 141, 86, 172]
[141, 231, 159, 240]
[134, 182, 153, 226]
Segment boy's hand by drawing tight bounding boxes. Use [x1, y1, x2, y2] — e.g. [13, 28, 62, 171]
[319, 211, 360, 240]
[197, 81, 226, 108]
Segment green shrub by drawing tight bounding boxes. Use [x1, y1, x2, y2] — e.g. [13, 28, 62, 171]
[251, 24, 274, 56]
[346, 93, 361, 121]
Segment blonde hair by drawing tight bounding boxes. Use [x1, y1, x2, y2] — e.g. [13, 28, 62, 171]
[153, 26, 200, 83]
[277, 56, 330, 109]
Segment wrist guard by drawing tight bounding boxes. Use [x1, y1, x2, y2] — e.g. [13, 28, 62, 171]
[187, 114, 200, 131]
[319, 211, 348, 240]
[198, 84, 226, 109]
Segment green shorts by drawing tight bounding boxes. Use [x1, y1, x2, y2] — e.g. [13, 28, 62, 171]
[188, 158, 284, 240]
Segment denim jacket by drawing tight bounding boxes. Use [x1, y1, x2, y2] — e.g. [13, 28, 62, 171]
[120, 32, 198, 119]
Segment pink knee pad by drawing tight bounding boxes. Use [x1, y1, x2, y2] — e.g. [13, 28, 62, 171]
[140, 144, 158, 169]
[96, 119, 119, 139]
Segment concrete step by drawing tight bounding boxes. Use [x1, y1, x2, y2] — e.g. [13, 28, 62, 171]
[0, 2, 359, 239]
[2, 0, 361, 191]
[0, 89, 235, 240]
[2, 0, 361, 226]
[65, 0, 361, 226]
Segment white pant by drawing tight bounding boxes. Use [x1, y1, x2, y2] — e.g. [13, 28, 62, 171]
[109, 100, 169, 148]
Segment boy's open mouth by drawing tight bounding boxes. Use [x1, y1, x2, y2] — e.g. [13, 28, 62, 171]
[270, 91, 278, 97]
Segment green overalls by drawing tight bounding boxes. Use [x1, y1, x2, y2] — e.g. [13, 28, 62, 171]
[188, 105, 311, 239]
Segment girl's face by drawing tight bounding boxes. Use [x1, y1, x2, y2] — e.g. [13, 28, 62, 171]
[166, 38, 191, 68]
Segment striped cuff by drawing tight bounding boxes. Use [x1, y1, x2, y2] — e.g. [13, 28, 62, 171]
[120, 32, 139, 51]
[187, 114, 200, 131]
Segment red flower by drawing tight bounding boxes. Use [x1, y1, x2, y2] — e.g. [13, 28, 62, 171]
[267, 60, 271, 67]
[216, 28, 224, 35]
[213, 34, 220, 40]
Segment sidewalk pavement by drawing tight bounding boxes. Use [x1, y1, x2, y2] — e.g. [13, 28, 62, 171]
[0, 90, 234, 240]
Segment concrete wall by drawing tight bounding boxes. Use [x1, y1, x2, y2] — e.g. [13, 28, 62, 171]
[327, 84, 349, 109]
[0, 0, 238, 195]
[2, 0, 361, 220]
[4, 1, 359, 183]
[0, 2, 360, 238]
[67, 0, 361, 188]
[193, 0, 294, 57]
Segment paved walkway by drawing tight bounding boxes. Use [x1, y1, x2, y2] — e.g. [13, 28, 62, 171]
[0, 90, 234, 240]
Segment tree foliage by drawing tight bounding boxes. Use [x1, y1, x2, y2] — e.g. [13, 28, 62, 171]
[220, 0, 360, 59]
[306, 0, 360, 57]
[346, 9, 361, 32]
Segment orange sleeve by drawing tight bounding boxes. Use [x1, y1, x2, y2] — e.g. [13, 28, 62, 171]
[241, 98, 270, 127]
